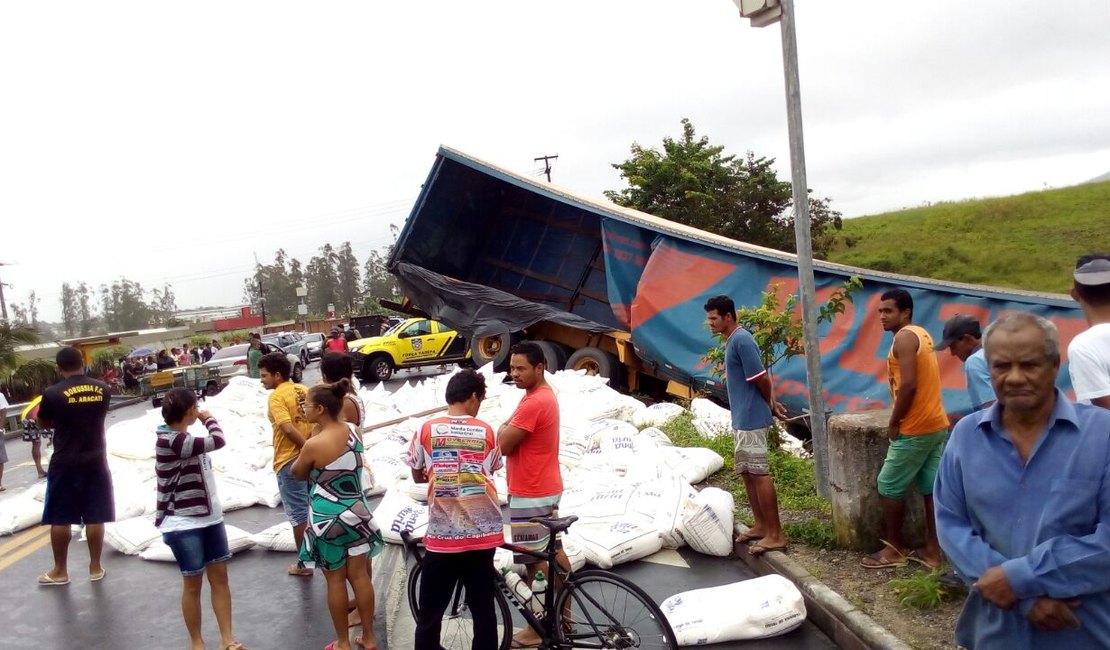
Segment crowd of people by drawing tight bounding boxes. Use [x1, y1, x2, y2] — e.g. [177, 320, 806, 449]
[9, 251, 1110, 647]
[711, 252, 1110, 648]
[20, 338, 560, 650]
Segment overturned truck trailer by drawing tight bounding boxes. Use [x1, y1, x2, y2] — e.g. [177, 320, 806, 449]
[387, 146, 1085, 434]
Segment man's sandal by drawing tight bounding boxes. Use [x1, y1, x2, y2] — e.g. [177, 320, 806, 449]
[860, 540, 909, 569]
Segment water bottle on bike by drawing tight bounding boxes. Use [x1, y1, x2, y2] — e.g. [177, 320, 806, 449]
[530, 571, 548, 615]
[502, 567, 534, 606]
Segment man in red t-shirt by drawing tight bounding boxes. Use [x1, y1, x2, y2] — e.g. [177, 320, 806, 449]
[406, 370, 503, 650]
[498, 341, 563, 646]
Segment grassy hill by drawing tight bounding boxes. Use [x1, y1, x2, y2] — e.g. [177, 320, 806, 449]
[825, 181, 1110, 294]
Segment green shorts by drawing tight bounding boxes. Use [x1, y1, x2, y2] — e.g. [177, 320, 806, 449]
[876, 429, 949, 499]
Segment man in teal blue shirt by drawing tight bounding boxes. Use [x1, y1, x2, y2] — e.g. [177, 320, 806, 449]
[704, 295, 787, 556]
[935, 313, 1110, 648]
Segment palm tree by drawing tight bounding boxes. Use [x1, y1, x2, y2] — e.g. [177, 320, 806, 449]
[0, 320, 42, 375]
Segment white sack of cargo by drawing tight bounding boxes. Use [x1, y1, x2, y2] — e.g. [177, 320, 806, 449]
[660, 446, 724, 484]
[106, 415, 160, 460]
[140, 524, 255, 562]
[251, 522, 297, 552]
[595, 420, 637, 476]
[566, 484, 639, 524]
[630, 476, 693, 548]
[215, 476, 259, 511]
[661, 574, 806, 645]
[365, 440, 411, 487]
[614, 394, 648, 424]
[399, 477, 429, 503]
[104, 516, 161, 555]
[561, 532, 588, 572]
[689, 398, 731, 423]
[251, 471, 282, 507]
[374, 490, 429, 544]
[692, 417, 731, 440]
[634, 427, 673, 450]
[0, 490, 42, 535]
[679, 487, 735, 557]
[632, 402, 686, 428]
[570, 520, 662, 569]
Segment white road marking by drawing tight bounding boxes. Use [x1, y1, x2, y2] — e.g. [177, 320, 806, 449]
[640, 549, 690, 568]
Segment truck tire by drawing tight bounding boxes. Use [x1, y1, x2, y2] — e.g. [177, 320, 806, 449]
[471, 333, 512, 370]
[534, 340, 567, 372]
[565, 347, 622, 386]
[365, 355, 394, 382]
[292, 363, 303, 384]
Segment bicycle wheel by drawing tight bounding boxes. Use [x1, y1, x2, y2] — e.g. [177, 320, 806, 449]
[555, 569, 677, 649]
[407, 560, 513, 650]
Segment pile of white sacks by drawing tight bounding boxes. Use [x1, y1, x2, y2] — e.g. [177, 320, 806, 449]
[1, 365, 744, 567]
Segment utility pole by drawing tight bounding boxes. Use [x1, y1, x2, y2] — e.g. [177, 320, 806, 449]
[735, 0, 831, 499]
[0, 262, 10, 321]
[534, 154, 558, 182]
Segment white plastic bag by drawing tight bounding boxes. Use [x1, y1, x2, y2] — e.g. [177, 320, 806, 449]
[679, 487, 735, 557]
[571, 520, 662, 569]
[661, 574, 806, 644]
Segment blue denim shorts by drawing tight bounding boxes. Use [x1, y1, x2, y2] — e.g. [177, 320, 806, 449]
[276, 462, 310, 526]
[162, 522, 231, 576]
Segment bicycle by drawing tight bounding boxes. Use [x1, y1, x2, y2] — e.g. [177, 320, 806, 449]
[402, 515, 677, 650]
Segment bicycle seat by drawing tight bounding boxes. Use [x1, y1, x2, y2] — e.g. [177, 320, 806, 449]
[528, 515, 578, 534]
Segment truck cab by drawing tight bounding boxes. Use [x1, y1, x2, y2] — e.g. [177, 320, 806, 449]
[349, 317, 471, 382]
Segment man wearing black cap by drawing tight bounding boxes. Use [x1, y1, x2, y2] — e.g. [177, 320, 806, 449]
[937, 314, 995, 412]
[1068, 253, 1110, 409]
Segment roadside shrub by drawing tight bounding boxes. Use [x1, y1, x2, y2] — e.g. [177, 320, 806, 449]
[783, 518, 835, 550]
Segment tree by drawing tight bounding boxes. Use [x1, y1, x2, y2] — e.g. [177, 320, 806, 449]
[149, 284, 179, 326]
[305, 244, 340, 315]
[0, 320, 41, 377]
[335, 242, 362, 314]
[60, 282, 79, 337]
[100, 278, 152, 331]
[605, 118, 843, 259]
[361, 248, 398, 312]
[77, 281, 95, 336]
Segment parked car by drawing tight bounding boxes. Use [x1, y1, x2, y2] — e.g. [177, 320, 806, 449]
[263, 331, 309, 366]
[204, 342, 304, 383]
[349, 317, 471, 382]
[302, 332, 325, 360]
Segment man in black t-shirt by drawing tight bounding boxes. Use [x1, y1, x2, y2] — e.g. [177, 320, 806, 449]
[36, 346, 114, 586]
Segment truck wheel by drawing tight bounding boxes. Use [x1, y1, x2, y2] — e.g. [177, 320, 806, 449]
[566, 347, 622, 386]
[367, 356, 394, 382]
[471, 333, 512, 370]
[534, 341, 567, 372]
[292, 363, 303, 384]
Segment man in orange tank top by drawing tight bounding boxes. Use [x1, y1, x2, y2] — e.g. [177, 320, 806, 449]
[862, 289, 949, 570]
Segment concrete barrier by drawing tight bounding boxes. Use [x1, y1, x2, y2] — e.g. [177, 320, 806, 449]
[827, 408, 928, 552]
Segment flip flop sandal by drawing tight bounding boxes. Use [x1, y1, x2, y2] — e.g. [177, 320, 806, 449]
[749, 543, 788, 557]
[907, 550, 943, 570]
[860, 551, 908, 569]
[90, 569, 106, 582]
[223, 644, 246, 650]
[38, 573, 70, 586]
[735, 532, 763, 544]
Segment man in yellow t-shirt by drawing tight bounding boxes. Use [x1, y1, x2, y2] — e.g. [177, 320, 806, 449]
[863, 288, 950, 571]
[259, 351, 315, 577]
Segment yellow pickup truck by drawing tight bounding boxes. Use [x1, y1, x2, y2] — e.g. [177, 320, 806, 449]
[349, 317, 472, 382]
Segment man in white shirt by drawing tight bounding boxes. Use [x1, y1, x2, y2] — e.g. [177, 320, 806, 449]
[1068, 253, 1110, 410]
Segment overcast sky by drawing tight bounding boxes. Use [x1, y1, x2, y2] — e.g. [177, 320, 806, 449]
[2, 0, 1109, 324]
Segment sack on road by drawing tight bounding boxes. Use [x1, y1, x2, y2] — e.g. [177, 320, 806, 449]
[661, 574, 807, 645]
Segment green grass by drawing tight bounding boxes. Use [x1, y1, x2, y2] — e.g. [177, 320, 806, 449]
[658, 413, 830, 513]
[783, 518, 835, 549]
[889, 570, 962, 610]
[826, 180, 1110, 294]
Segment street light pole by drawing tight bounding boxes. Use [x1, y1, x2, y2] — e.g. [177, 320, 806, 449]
[736, 0, 831, 499]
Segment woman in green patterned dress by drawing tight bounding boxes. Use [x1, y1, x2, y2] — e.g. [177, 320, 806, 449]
[292, 380, 384, 650]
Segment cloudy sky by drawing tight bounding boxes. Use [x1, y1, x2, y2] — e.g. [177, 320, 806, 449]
[2, 0, 1108, 324]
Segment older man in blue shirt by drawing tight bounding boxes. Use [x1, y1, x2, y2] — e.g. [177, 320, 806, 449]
[935, 312, 1110, 648]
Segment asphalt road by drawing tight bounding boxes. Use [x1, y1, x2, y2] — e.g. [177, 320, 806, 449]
[0, 363, 838, 649]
